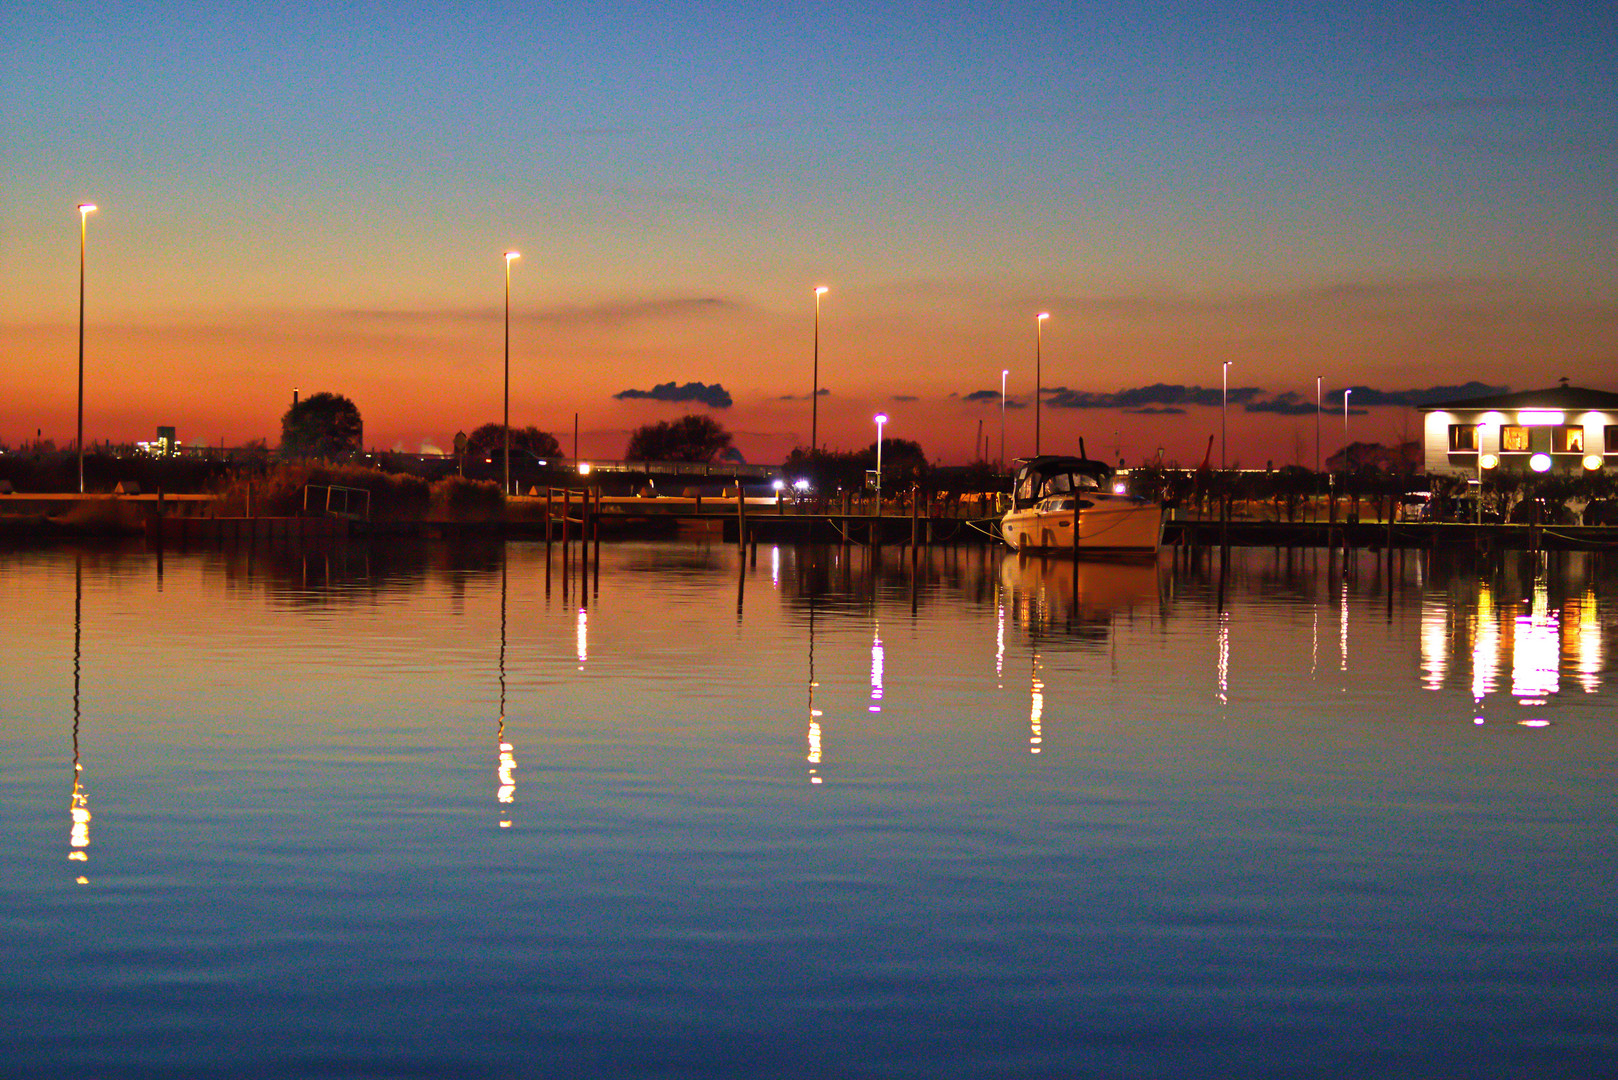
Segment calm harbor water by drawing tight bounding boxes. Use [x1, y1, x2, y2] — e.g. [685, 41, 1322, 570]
[3, 540, 1615, 1078]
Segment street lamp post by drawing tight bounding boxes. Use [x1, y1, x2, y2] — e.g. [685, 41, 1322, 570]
[874, 413, 888, 510]
[1034, 313, 1049, 456]
[503, 250, 519, 496]
[999, 368, 1009, 473]
[76, 203, 96, 494]
[812, 286, 828, 456]
[1221, 361, 1232, 471]
[1315, 374, 1322, 475]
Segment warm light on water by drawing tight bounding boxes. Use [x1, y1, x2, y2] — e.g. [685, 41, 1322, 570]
[3, 541, 1616, 1076]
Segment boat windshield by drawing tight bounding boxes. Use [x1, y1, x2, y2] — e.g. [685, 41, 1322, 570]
[1039, 472, 1101, 498]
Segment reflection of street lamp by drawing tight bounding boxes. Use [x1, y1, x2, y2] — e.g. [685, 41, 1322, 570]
[812, 286, 828, 455]
[1221, 361, 1232, 470]
[874, 413, 888, 507]
[1034, 313, 1049, 456]
[76, 203, 96, 494]
[503, 250, 520, 497]
[999, 368, 1009, 472]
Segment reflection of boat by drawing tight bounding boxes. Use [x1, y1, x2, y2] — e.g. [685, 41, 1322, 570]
[1001, 456, 1162, 556]
[1000, 553, 1161, 627]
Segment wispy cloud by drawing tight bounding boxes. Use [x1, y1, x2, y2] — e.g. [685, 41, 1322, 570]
[326, 295, 743, 329]
[614, 381, 733, 408]
[775, 388, 831, 401]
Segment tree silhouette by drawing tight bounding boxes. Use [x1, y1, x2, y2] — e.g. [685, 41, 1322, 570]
[625, 415, 733, 462]
[280, 392, 362, 460]
[465, 423, 562, 461]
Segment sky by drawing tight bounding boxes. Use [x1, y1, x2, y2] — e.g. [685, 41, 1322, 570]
[3, 1, 1615, 466]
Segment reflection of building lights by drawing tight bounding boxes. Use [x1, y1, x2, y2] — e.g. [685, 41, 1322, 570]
[1511, 582, 1560, 701]
[576, 607, 588, 667]
[1571, 593, 1601, 693]
[1518, 719, 1551, 728]
[1529, 453, 1552, 472]
[1419, 595, 1449, 691]
[771, 545, 780, 588]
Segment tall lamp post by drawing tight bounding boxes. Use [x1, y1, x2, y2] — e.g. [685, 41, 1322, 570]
[873, 413, 888, 509]
[503, 250, 520, 496]
[76, 203, 96, 494]
[812, 286, 828, 455]
[1221, 360, 1232, 471]
[1034, 313, 1049, 455]
[999, 368, 1009, 473]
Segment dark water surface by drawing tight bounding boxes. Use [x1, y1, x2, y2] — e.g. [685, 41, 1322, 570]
[3, 541, 1615, 1078]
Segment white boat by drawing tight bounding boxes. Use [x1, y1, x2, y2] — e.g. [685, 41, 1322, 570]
[1000, 455, 1163, 556]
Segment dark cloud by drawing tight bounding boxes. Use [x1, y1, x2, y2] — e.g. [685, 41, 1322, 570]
[614, 381, 733, 408]
[1244, 392, 1316, 416]
[1023, 381, 1514, 416]
[774, 388, 830, 401]
[963, 389, 1000, 402]
[1331, 381, 1510, 407]
[1044, 383, 1263, 409]
[891, 394, 919, 402]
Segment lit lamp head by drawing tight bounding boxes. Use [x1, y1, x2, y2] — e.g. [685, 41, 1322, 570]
[1529, 453, 1552, 473]
[1479, 453, 1499, 470]
[78, 202, 97, 217]
[874, 413, 887, 427]
[1583, 454, 1603, 471]
[814, 285, 829, 296]
[577, 461, 591, 476]
[504, 250, 520, 264]
[1036, 312, 1050, 324]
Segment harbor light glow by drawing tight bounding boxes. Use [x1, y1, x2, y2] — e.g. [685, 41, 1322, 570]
[1529, 453, 1552, 472]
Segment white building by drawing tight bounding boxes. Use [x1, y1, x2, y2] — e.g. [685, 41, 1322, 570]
[1422, 384, 1618, 479]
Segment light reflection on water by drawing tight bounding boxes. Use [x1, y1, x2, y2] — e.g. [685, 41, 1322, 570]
[3, 541, 1616, 1077]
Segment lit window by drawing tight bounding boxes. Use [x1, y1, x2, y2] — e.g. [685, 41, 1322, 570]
[1448, 424, 1478, 452]
[1500, 426, 1530, 452]
[1552, 427, 1585, 454]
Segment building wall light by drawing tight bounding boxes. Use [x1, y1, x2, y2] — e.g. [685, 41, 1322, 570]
[1518, 410, 1565, 425]
[1583, 454, 1604, 471]
[1480, 453, 1499, 469]
[1529, 453, 1553, 472]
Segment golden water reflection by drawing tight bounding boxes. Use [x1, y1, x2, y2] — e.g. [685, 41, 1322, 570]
[1419, 556, 1608, 707]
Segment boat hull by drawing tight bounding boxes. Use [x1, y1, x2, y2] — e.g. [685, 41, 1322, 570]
[1001, 500, 1163, 555]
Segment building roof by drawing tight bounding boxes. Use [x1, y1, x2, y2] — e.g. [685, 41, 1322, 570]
[1421, 384, 1618, 412]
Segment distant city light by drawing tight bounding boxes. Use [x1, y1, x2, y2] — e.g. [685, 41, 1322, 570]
[577, 461, 592, 475]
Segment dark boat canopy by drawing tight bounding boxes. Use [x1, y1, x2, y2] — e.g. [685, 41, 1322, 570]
[1010, 455, 1114, 509]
